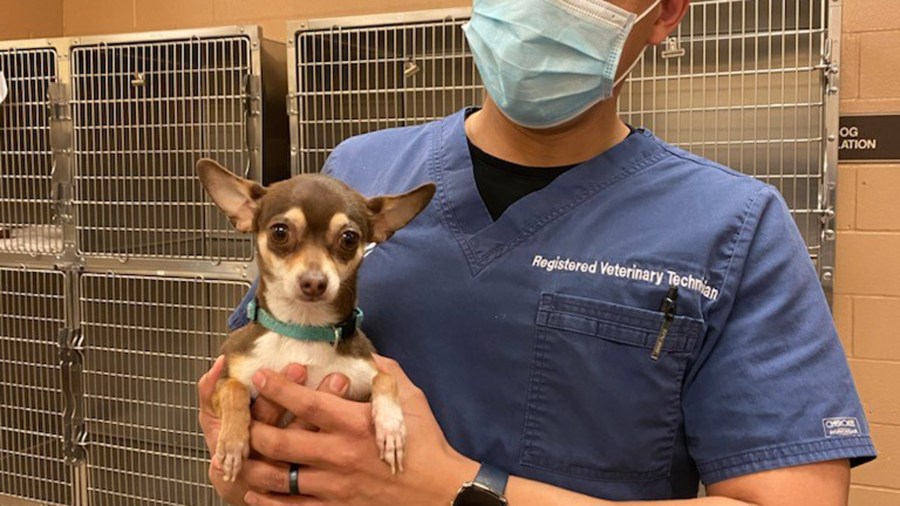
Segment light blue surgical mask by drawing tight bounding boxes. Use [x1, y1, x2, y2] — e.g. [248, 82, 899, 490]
[463, 0, 661, 129]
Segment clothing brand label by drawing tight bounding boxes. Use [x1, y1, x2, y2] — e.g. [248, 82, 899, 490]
[531, 254, 720, 300]
[822, 417, 861, 438]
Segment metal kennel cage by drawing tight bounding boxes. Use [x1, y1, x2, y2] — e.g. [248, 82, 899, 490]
[1, 25, 284, 506]
[0, 267, 70, 506]
[619, 0, 835, 286]
[79, 273, 246, 506]
[287, 0, 840, 292]
[288, 8, 479, 174]
[68, 27, 289, 273]
[0, 45, 63, 257]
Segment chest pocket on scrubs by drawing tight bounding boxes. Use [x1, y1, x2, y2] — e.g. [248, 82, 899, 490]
[521, 292, 703, 481]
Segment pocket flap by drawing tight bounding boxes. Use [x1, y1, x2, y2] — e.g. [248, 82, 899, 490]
[536, 292, 703, 353]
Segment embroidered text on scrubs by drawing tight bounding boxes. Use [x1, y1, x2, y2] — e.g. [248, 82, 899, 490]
[532, 255, 598, 273]
[531, 254, 720, 301]
[666, 270, 719, 301]
[599, 261, 664, 286]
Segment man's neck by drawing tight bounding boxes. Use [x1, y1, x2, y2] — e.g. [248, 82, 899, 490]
[464, 97, 631, 168]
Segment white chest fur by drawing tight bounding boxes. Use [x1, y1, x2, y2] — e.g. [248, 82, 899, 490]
[229, 331, 377, 401]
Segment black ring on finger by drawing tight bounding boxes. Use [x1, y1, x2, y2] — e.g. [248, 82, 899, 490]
[288, 463, 300, 495]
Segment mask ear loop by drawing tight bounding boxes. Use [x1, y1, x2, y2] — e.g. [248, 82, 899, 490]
[612, 0, 664, 88]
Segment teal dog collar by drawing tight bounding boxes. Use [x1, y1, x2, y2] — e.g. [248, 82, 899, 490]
[246, 299, 363, 344]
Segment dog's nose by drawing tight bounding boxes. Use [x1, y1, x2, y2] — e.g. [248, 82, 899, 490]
[299, 272, 328, 298]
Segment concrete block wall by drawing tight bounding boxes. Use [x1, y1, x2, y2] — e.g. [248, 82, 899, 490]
[0, 0, 63, 40]
[61, 0, 468, 44]
[840, 1, 900, 504]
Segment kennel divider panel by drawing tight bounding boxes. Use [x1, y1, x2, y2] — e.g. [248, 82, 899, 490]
[80, 272, 245, 506]
[0, 46, 63, 256]
[0, 267, 71, 506]
[71, 33, 255, 263]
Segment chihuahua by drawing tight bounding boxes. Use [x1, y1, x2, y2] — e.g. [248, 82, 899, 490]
[196, 158, 435, 482]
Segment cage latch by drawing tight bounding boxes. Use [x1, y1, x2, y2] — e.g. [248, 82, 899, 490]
[661, 36, 686, 59]
[49, 82, 74, 227]
[131, 71, 146, 87]
[58, 327, 87, 464]
[403, 58, 421, 78]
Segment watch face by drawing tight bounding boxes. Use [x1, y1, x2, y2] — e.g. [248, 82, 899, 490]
[453, 485, 506, 506]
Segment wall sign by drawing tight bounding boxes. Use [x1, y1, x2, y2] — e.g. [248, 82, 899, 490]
[839, 115, 900, 163]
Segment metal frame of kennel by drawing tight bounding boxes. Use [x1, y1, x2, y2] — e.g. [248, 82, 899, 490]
[287, 0, 841, 298]
[0, 25, 285, 506]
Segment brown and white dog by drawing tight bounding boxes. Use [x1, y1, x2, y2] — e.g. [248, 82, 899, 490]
[196, 158, 435, 482]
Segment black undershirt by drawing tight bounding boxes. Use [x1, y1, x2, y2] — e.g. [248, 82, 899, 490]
[469, 127, 636, 221]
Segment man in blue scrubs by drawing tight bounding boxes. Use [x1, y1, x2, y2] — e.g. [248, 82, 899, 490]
[198, 0, 876, 504]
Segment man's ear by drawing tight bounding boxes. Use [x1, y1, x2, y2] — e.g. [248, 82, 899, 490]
[648, 0, 690, 45]
[366, 183, 436, 243]
[196, 158, 266, 233]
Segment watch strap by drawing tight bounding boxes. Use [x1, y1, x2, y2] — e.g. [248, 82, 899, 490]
[474, 462, 509, 496]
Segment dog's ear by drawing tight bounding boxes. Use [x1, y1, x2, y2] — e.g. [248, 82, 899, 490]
[366, 183, 436, 243]
[196, 158, 266, 233]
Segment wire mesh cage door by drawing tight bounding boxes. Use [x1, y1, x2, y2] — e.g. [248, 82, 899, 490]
[0, 47, 64, 256]
[290, 10, 479, 174]
[79, 273, 246, 506]
[618, 0, 831, 274]
[289, 1, 835, 281]
[0, 267, 71, 506]
[70, 35, 255, 263]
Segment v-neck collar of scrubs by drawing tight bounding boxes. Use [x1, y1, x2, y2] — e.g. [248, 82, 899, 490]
[431, 108, 668, 275]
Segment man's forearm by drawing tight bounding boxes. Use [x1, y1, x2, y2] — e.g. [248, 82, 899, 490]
[505, 476, 754, 506]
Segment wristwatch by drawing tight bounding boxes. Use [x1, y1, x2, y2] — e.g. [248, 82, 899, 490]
[451, 463, 509, 506]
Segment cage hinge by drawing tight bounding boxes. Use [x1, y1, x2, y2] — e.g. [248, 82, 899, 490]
[823, 62, 839, 95]
[287, 92, 299, 117]
[244, 74, 262, 154]
[821, 39, 840, 95]
[58, 327, 87, 464]
[820, 206, 836, 240]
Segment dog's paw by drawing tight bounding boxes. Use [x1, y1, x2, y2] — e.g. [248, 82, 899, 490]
[215, 432, 250, 482]
[372, 396, 407, 474]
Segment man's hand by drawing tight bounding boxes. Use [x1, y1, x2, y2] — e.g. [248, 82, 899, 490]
[239, 356, 477, 506]
[198, 356, 351, 506]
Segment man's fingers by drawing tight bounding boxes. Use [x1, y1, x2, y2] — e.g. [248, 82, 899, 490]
[291, 373, 351, 431]
[244, 491, 323, 506]
[252, 364, 307, 425]
[252, 369, 363, 433]
[199, 355, 225, 414]
[242, 461, 336, 499]
[249, 422, 340, 466]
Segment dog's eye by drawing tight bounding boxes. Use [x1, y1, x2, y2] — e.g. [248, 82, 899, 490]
[270, 224, 289, 244]
[340, 230, 360, 250]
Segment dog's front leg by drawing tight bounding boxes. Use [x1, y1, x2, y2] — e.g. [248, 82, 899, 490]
[371, 371, 407, 474]
[213, 377, 252, 482]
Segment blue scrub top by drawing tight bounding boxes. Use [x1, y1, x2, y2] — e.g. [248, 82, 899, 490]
[230, 109, 876, 500]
